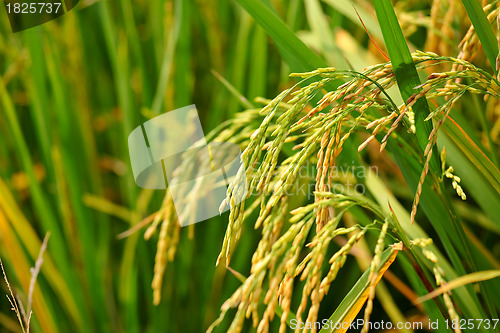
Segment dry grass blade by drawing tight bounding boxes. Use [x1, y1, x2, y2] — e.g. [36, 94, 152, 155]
[0, 232, 51, 333]
[416, 270, 500, 303]
[27, 232, 50, 317]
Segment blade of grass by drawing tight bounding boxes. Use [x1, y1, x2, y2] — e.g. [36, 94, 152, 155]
[234, 0, 330, 74]
[319, 247, 399, 333]
[366, 171, 487, 323]
[470, 93, 499, 167]
[211, 70, 255, 110]
[0, 209, 57, 333]
[442, 117, 500, 193]
[119, 0, 153, 105]
[417, 270, 500, 303]
[439, 123, 500, 229]
[304, 0, 347, 68]
[45, 36, 112, 332]
[461, 0, 498, 75]
[280, 0, 302, 82]
[173, 0, 192, 109]
[390, 145, 490, 325]
[343, 223, 411, 333]
[372, 2, 498, 320]
[24, 34, 53, 175]
[151, 2, 180, 114]
[247, 25, 268, 99]
[224, 8, 252, 119]
[373, 0, 434, 158]
[0, 179, 83, 329]
[0, 72, 71, 288]
[322, 0, 384, 41]
[99, 2, 143, 331]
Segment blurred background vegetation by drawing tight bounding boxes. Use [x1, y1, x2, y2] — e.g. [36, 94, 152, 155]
[0, 0, 499, 332]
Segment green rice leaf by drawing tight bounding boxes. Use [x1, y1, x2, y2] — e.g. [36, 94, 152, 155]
[461, 0, 499, 75]
[319, 248, 398, 333]
[235, 0, 328, 73]
[373, 0, 434, 157]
